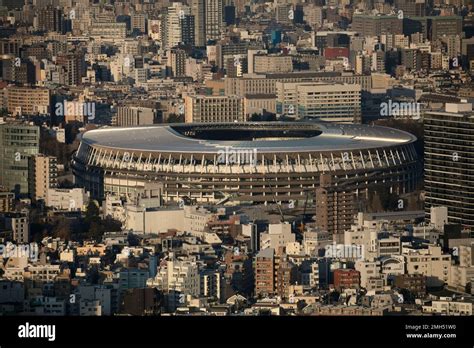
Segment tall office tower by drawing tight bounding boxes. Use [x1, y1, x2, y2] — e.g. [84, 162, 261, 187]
[316, 174, 356, 244]
[162, 3, 190, 50]
[205, 0, 223, 41]
[224, 4, 235, 25]
[275, 3, 293, 25]
[191, 0, 206, 47]
[168, 48, 187, 77]
[429, 16, 463, 41]
[0, 122, 39, 195]
[254, 248, 275, 297]
[352, 15, 403, 37]
[28, 154, 58, 202]
[425, 104, 474, 231]
[394, 0, 426, 17]
[181, 14, 195, 47]
[37, 6, 63, 32]
[401, 48, 422, 71]
[131, 12, 147, 34]
[56, 53, 85, 86]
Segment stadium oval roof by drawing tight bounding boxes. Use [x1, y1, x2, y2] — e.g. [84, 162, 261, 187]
[80, 122, 417, 154]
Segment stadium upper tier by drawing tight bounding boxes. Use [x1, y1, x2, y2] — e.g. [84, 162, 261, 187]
[72, 122, 420, 203]
[78, 122, 416, 153]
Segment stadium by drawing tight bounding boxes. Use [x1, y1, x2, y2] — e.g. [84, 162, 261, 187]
[72, 122, 420, 204]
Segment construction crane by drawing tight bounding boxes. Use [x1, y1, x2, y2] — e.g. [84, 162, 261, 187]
[267, 181, 285, 223]
[298, 190, 311, 233]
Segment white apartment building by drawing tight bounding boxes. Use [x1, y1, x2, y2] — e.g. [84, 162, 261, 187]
[355, 259, 381, 288]
[404, 245, 451, 286]
[380, 255, 405, 277]
[276, 82, 361, 122]
[46, 187, 89, 211]
[79, 299, 102, 316]
[103, 194, 126, 224]
[260, 223, 296, 251]
[378, 237, 401, 257]
[423, 299, 473, 316]
[183, 206, 215, 233]
[303, 229, 332, 256]
[449, 244, 474, 292]
[148, 255, 200, 297]
[126, 206, 185, 233]
[24, 264, 61, 282]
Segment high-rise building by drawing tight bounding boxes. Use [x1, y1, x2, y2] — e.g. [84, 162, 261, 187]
[394, 0, 426, 17]
[429, 16, 462, 41]
[276, 82, 361, 122]
[56, 53, 85, 86]
[37, 6, 63, 33]
[0, 122, 39, 195]
[90, 22, 127, 40]
[6, 86, 50, 116]
[162, 3, 190, 49]
[224, 5, 236, 25]
[116, 106, 157, 126]
[184, 95, 244, 123]
[148, 255, 201, 298]
[181, 15, 195, 47]
[191, 0, 206, 47]
[0, 189, 14, 212]
[425, 103, 474, 230]
[253, 54, 293, 74]
[352, 15, 403, 37]
[254, 247, 296, 299]
[5, 213, 29, 243]
[254, 248, 275, 297]
[316, 174, 356, 243]
[401, 48, 422, 71]
[275, 3, 292, 25]
[28, 154, 58, 202]
[205, 0, 223, 41]
[303, 4, 323, 29]
[168, 48, 187, 77]
[131, 12, 147, 34]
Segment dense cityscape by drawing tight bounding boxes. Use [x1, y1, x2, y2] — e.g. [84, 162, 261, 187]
[0, 0, 473, 323]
